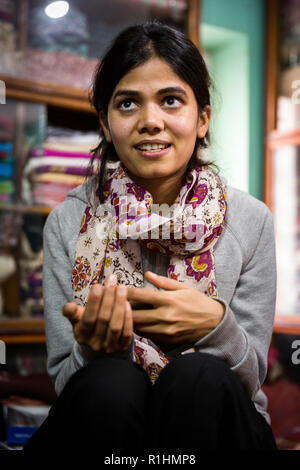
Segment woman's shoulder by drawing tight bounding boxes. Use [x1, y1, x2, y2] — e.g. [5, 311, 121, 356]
[225, 183, 271, 220]
[223, 182, 274, 253]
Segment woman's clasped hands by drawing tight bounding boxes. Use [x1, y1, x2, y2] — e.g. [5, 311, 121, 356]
[62, 274, 133, 354]
[62, 271, 225, 354]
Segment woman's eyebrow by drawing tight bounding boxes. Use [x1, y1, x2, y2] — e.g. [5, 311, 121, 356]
[157, 87, 187, 97]
[113, 86, 188, 101]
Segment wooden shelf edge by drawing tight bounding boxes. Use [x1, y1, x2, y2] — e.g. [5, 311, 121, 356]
[0, 203, 53, 215]
[0, 74, 96, 113]
[267, 126, 300, 147]
[0, 317, 45, 336]
[273, 315, 300, 335]
[1, 335, 46, 344]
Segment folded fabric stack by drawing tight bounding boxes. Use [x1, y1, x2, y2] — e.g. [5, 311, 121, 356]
[0, 115, 15, 204]
[22, 127, 100, 207]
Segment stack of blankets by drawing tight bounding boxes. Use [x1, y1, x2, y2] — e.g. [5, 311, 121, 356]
[22, 127, 100, 207]
[0, 115, 15, 204]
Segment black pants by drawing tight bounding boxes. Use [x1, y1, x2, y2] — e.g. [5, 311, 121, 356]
[23, 352, 277, 452]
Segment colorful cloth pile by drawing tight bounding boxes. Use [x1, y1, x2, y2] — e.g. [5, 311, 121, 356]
[0, 115, 15, 204]
[22, 127, 100, 207]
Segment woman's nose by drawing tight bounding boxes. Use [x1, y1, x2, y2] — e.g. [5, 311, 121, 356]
[137, 103, 165, 133]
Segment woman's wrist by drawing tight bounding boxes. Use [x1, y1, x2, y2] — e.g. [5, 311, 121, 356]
[194, 297, 225, 340]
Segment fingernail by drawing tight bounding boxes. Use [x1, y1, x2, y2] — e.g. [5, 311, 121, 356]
[93, 284, 103, 295]
[148, 271, 157, 277]
[118, 285, 126, 296]
[108, 274, 118, 286]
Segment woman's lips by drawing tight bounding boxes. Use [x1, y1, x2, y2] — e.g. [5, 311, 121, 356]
[134, 145, 171, 159]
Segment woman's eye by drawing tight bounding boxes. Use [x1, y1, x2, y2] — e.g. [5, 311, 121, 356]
[119, 99, 136, 111]
[164, 96, 181, 107]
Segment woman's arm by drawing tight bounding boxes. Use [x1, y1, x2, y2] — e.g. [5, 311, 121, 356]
[43, 201, 133, 396]
[192, 208, 277, 399]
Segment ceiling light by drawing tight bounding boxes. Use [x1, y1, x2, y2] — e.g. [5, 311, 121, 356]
[45, 1, 69, 19]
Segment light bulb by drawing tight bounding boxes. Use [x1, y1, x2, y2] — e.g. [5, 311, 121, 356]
[45, 1, 69, 19]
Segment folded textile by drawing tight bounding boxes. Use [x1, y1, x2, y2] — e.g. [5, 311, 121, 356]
[24, 155, 91, 170]
[0, 142, 12, 152]
[0, 161, 13, 177]
[0, 193, 10, 201]
[42, 141, 96, 153]
[33, 164, 88, 176]
[30, 172, 86, 185]
[0, 179, 14, 194]
[29, 148, 92, 159]
[46, 126, 99, 142]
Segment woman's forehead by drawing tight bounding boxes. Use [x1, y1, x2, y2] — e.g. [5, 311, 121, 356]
[112, 57, 192, 96]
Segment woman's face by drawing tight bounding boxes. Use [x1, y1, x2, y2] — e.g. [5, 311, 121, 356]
[100, 56, 210, 189]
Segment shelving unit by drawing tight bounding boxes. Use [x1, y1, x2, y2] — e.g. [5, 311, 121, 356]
[0, 0, 200, 346]
[265, 0, 300, 335]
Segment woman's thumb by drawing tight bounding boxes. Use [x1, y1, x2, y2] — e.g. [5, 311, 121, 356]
[62, 302, 84, 325]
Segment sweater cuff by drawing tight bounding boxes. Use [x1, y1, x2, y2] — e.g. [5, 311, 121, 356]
[73, 337, 134, 366]
[193, 297, 248, 368]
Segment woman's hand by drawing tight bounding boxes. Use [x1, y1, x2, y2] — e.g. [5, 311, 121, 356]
[62, 275, 133, 354]
[127, 271, 225, 345]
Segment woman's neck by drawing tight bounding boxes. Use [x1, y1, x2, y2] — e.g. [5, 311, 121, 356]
[147, 180, 182, 205]
[124, 166, 187, 206]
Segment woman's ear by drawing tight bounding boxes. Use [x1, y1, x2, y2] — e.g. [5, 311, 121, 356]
[197, 105, 211, 139]
[99, 112, 112, 143]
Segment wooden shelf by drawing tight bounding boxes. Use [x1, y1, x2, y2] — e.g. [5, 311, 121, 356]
[0, 75, 95, 113]
[0, 317, 45, 331]
[273, 315, 300, 335]
[0, 317, 46, 344]
[1, 335, 46, 344]
[268, 126, 300, 148]
[0, 203, 53, 215]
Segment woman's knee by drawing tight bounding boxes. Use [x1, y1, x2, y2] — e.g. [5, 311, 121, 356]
[155, 352, 235, 392]
[61, 357, 151, 408]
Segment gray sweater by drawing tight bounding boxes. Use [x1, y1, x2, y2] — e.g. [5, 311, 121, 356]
[42, 175, 277, 424]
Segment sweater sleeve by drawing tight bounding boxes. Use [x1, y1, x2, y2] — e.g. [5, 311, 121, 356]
[191, 208, 277, 399]
[43, 204, 134, 397]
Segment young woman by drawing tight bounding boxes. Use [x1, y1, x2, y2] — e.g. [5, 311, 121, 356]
[24, 22, 277, 452]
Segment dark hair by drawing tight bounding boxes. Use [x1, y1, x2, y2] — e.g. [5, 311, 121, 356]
[87, 21, 219, 203]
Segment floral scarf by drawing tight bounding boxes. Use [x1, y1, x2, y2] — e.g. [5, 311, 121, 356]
[71, 162, 227, 384]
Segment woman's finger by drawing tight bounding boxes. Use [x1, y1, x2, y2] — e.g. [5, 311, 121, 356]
[93, 283, 116, 347]
[62, 302, 83, 325]
[144, 271, 190, 290]
[79, 284, 103, 335]
[104, 284, 127, 351]
[119, 300, 133, 350]
[126, 286, 165, 306]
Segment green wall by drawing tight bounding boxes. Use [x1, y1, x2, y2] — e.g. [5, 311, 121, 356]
[201, 0, 265, 199]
